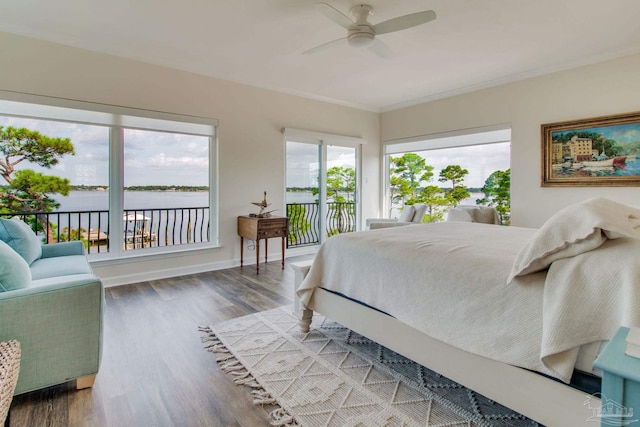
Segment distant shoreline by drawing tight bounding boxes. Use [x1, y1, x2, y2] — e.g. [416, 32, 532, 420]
[70, 185, 208, 192]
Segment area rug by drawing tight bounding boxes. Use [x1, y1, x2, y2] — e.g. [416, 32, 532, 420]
[200, 306, 540, 426]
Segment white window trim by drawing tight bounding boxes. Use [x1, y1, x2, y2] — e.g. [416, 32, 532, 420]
[283, 127, 364, 235]
[383, 124, 512, 216]
[384, 123, 510, 154]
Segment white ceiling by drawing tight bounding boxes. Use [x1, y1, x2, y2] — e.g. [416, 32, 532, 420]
[2, 0, 640, 112]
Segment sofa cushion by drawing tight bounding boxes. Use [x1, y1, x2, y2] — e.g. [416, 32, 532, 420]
[30, 255, 93, 281]
[412, 204, 427, 223]
[0, 218, 42, 265]
[398, 206, 415, 222]
[0, 240, 31, 292]
[30, 273, 98, 289]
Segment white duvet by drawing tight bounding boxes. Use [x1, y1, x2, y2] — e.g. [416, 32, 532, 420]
[297, 198, 640, 382]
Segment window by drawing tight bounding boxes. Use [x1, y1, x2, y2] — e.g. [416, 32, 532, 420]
[0, 91, 218, 258]
[284, 128, 362, 248]
[384, 126, 511, 224]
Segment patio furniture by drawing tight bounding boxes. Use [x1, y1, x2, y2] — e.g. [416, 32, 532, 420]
[366, 203, 427, 229]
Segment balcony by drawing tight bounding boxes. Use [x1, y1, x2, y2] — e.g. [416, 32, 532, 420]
[0, 207, 210, 254]
[2, 201, 354, 253]
[286, 201, 355, 248]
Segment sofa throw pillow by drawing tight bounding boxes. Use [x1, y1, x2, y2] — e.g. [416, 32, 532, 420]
[412, 204, 427, 223]
[0, 239, 31, 292]
[0, 217, 42, 265]
[398, 206, 415, 222]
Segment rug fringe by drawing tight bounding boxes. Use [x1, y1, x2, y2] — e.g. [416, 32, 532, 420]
[269, 407, 298, 426]
[201, 326, 299, 426]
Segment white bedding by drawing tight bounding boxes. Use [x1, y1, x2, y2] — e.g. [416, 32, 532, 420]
[297, 199, 640, 383]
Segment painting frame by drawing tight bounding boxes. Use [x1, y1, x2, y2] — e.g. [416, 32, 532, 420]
[541, 111, 640, 187]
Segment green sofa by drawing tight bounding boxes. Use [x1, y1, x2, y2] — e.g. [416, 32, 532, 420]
[0, 218, 104, 395]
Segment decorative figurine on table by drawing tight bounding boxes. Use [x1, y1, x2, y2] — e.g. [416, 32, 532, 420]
[250, 191, 276, 218]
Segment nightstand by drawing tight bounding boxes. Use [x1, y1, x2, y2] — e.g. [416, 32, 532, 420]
[593, 327, 640, 425]
[237, 215, 289, 274]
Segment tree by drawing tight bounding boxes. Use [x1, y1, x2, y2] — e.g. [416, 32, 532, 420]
[438, 165, 470, 206]
[476, 169, 511, 225]
[389, 153, 433, 205]
[420, 185, 450, 223]
[0, 126, 75, 236]
[325, 166, 355, 202]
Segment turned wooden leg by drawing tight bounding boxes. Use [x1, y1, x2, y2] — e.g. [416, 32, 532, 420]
[298, 307, 313, 333]
[256, 239, 260, 274]
[76, 374, 97, 390]
[281, 236, 285, 269]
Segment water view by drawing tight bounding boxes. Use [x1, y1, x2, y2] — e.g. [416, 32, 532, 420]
[57, 190, 209, 211]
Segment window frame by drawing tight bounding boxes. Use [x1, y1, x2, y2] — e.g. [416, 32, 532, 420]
[0, 90, 219, 259]
[283, 128, 364, 243]
[383, 124, 511, 217]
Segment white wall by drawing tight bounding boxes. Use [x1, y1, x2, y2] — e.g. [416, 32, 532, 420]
[0, 32, 381, 285]
[4, 31, 639, 284]
[381, 54, 640, 228]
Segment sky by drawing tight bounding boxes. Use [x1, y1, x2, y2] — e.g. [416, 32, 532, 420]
[2, 116, 510, 191]
[286, 141, 356, 188]
[554, 123, 640, 144]
[286, 140, 510, 190]
[0, 116, 209, 187]
[415, 142, 510, 189]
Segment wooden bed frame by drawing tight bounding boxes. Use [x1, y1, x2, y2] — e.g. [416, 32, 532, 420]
[292, 261, 601, 427]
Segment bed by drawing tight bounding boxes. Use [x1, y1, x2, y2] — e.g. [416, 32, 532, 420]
[294, 197, 640, 427]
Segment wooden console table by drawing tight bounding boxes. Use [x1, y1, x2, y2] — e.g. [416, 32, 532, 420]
[237, 215, 289, 274]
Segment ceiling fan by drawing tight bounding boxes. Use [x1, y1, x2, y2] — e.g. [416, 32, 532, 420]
[303, 3, 437, 58]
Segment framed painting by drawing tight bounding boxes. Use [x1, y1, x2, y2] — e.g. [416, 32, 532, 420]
[541, 111, 640, 187]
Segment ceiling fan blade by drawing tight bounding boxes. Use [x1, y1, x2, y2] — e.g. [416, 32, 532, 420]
[373, 10, 436, 35]
[367, 39, 393, 59]
[315, 3, 354, 30]
[302, 37, 348, 55]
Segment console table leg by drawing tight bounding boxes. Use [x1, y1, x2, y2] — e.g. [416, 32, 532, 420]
[256, 239, 260, 274]
[240, 237, 244, 267]
[265, 238, 268, 264]
[281, 236, 285, 269]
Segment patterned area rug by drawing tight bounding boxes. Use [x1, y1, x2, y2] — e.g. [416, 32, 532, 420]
[201, 307, 540, 427]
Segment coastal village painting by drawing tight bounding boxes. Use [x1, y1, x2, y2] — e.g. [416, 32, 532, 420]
[542, 112, 640, 186]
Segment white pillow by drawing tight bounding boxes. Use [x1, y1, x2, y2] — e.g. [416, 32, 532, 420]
[412, 204, 427, 223]
[398, 205, 415, 222]
[446, 208, 474, 222]
[508, 197, 640, 282]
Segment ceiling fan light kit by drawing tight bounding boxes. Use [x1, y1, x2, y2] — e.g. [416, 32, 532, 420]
[304, 2, 437, 57]
[348, 27, 375, 47]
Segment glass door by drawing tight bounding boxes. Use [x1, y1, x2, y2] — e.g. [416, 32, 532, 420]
[285, 140, 359, 248]
[325, 145, 357, 237]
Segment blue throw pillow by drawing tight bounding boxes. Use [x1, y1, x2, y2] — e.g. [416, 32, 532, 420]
[0, 239, 31, 292]
[0, 217, 42, 265]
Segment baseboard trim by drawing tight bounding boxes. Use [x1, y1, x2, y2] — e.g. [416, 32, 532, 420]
[101, 258, 238, 287]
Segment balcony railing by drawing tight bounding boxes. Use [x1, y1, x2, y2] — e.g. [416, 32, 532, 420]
[286, 202, 355, 248]
[0, 207, 210, 254]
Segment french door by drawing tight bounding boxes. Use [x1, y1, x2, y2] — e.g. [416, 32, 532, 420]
[285, 138, 360, 248]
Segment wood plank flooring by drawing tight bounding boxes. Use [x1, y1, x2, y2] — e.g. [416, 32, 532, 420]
[8, 255, 313, 427]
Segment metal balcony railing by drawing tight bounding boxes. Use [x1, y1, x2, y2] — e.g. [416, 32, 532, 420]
[286, 202, 355, 248]
[0, 207, 210, 254]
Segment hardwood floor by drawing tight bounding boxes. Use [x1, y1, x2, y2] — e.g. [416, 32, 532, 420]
[8, 255, 313, 427]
